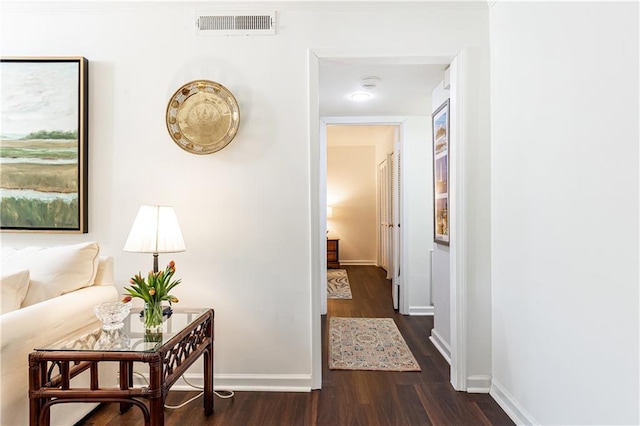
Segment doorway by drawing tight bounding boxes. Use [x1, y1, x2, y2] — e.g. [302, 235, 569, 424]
[310, 49, 485, 392]
[325, 123, 401, 310]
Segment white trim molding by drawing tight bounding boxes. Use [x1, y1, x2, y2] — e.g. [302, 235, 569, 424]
[212, 374, 311, 392]
[340, 260, 377, 266]
[408, 305, 434, 316]
[466, 375, 491, 393]
[429, 328, 451, 364]
[309, 48, 324, 390]
[448, 53, 467, 392]
[136, 373, 312, 393]
[490, 379, 539, 425]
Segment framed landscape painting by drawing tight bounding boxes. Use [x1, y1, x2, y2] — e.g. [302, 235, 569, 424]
[1, 57, 88, 233]
[432, 99, 449, 245]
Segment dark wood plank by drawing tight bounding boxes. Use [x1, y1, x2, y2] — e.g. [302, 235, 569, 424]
[79, 265, 513, 426]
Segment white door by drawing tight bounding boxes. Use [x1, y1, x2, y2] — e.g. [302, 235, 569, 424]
[378, 145, 401, 309]
[385, 153, 394, 281]
[377, 159, 391, 274]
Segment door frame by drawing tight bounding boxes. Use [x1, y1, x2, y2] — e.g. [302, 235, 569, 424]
[308, 48, 472, 391]
[392, 132, 402, 310]
[321, 117, 407, 317]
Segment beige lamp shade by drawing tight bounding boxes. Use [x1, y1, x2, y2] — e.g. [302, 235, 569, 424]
[124, 205, 186, 254]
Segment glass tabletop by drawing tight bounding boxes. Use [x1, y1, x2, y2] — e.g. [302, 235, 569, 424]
[36, 308, 209, 353]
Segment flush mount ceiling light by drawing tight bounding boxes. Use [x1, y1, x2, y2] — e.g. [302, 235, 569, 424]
[348, 76, 379, 102]
[350, 92, 372, 101]
[360, 76, 379, 89]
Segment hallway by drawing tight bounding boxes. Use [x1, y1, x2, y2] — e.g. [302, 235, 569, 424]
[321, 265, 513, 425]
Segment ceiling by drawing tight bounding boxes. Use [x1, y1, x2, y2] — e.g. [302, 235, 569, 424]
[318, 58, 449, 117]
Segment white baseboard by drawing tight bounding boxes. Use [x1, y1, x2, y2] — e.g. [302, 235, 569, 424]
[490, 379, 538, 425]
[408, 305, 434, 316]
[340, 260, 377, 266]
[134, 373, 312, 392]
[429, 328, 451, 364]
[213, 374, 311, 392]
[466, 375, 491, 393]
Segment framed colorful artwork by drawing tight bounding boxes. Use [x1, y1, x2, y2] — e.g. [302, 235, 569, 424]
[1, 57, 88, 233]
[432, 99, 449, 245]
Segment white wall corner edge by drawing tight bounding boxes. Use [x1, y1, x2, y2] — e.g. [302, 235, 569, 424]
[490, 379, 539, 425]
[408, 305, 434, 316]
[429, 328, 451, 364]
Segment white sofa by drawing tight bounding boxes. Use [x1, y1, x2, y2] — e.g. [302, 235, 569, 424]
[0, 242, 119, 426]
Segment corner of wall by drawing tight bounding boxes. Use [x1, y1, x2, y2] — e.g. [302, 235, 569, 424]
[429, 328, 451, 364]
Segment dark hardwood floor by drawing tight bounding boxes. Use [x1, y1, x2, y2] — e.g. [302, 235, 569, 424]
[80, 265, 513, 425]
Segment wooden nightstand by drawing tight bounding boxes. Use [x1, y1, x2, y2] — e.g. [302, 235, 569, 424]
[327, 238, 340, 269]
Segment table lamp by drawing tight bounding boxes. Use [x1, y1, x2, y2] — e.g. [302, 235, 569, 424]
[124, 205, 186, 273]
[327, 206, 333, 236]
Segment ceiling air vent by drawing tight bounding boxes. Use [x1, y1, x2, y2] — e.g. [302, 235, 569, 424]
[196, 11, 276, 36]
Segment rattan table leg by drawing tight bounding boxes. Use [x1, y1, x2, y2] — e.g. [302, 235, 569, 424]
[119, 361, 132, 413]
[148, 356, 164, 426]
[204, 333, 214, 414]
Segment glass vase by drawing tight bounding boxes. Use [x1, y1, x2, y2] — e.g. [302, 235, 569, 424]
[143, 301, 164, 332]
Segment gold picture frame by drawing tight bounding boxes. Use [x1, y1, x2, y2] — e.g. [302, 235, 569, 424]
[432, 99, 450, 245]
[1, 56, 89, 233]
[166, 80, 240, 155]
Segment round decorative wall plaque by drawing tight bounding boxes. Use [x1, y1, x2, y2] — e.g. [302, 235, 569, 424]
[166, 80, 240, 155]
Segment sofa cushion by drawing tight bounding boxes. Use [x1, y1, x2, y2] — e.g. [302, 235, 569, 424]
[2, 242, 100, 307]
[0, 269, 30, 314]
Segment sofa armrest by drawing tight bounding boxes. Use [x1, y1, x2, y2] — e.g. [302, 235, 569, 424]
[94, 256, 114, 286]
[0, 285, 118, 426]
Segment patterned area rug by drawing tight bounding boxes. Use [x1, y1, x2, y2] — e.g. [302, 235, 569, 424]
[329, 317, 421, 371]
[327, 269, 352, 299]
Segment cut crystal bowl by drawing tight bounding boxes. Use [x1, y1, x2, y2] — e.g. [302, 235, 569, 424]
[94, 301, 132, 330]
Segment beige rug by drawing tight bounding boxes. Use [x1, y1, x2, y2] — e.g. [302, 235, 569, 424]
[329, 317, 421, 371]
[327, 269, 352, 299]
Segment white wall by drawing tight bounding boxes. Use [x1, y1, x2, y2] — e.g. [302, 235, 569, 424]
[1, 1, 490, 391]
[430, 81, 451, 358]
[489, 1, 639, 424]
[327, 145, 377, 263]
[325, 124, 394, 164]
[455, 46, 493, 392]
[401, 116, 434, 315]
[376, 126, 395, 166]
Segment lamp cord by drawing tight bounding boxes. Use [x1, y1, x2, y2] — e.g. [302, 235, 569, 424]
[131, 372, 235, 410]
